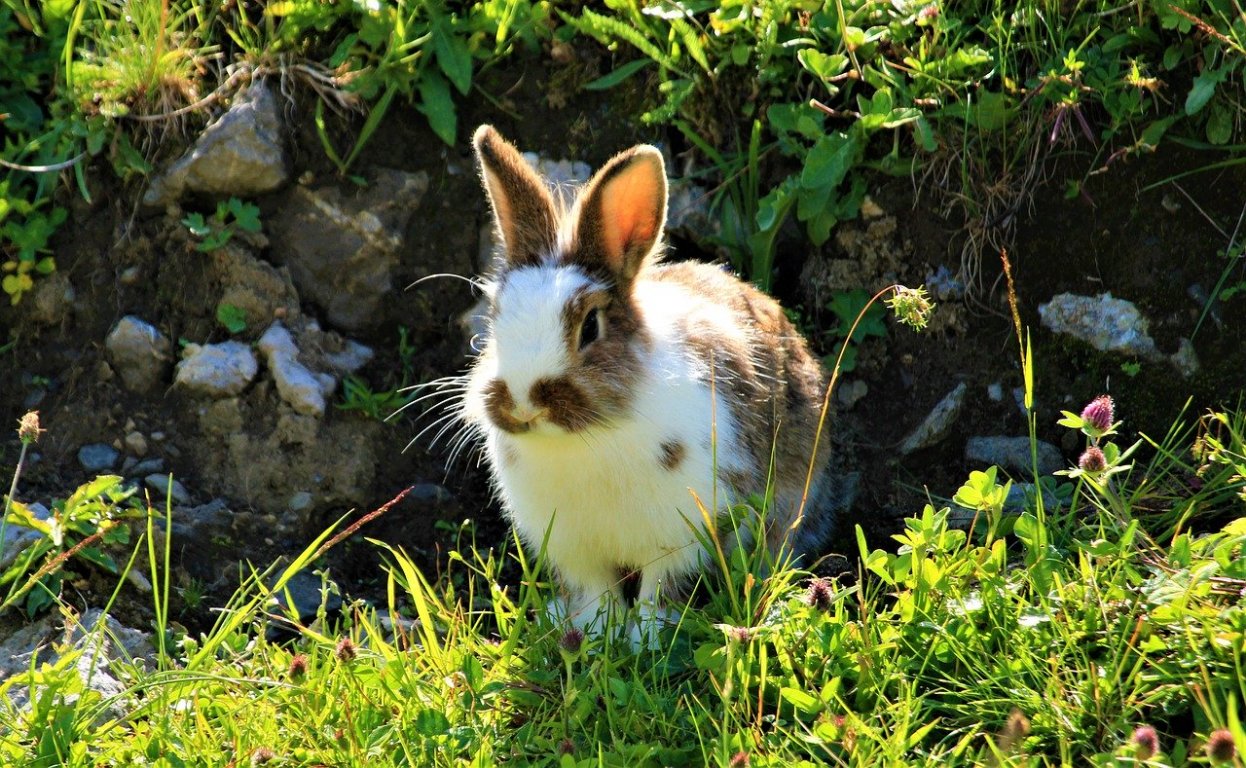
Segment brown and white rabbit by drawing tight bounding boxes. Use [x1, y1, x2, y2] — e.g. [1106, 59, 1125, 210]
[459, 125, 836, 633]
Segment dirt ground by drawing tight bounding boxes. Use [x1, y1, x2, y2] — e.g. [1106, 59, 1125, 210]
[2, 62, 1244, 630]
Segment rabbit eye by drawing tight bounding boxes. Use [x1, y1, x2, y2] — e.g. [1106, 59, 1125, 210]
[579, 308, 601, 350]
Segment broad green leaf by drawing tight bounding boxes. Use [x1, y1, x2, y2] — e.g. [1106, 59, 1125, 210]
[1185, 67, 1226, 115]
[417, 72, 457, 146]
[433, 16, 473, 95]
[800, 132, 858, 191]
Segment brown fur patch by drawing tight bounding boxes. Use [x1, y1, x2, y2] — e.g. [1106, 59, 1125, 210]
[473, 126, 559, 267]
[482, 378, 529, 434]
[529, 376, 598, 432]
[649, 262, 832, 552]
[659, 440, 686, 471]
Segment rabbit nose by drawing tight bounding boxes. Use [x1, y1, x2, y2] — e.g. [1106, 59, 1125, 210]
[483, 378, 546, 433]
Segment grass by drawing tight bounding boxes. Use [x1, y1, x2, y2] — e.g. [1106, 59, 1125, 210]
[1, 358, 1244, 765]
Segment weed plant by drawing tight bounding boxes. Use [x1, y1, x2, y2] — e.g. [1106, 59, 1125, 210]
[2, 292, 1244, 765]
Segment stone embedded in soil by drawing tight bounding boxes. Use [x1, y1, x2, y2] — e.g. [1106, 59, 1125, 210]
[124, 431, 148, 457]
[105, 316, 172, 394]
[145, 474, 191, 505]
[1170, 337, 1199, 377]
[266, 167, 430, 332]
[78, 443, 120, 472]
[142, 80, 289, 208]
[836, 379, 869, 410]
[257, 323, 326, 418]
[175, 341, 258, 398]
[27, 272, 76, 326]
[1037, 292, 1159, 358]
[899, 382, 967, 455]
[965, 436, 1065, 477]
[322, 339, 375, 374]
[128, 458, 166, 477]
[287, 491, 314, 513]
[1, 608, 152, 721]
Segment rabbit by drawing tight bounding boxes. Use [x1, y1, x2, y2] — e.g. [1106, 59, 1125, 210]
[457, 125, 837, 634]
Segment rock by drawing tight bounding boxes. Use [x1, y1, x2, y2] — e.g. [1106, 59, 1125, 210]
[965, 436, 1065, 477]
[899, 382, 967, 455]
[836, 379, 869, 410]
[1038, 292, 1159, 358]
[1, 608, 153, 721]
[1170, 337, 1199, 377]
[27, 272, 76, 326]
[128, 458, 166, 477]
[78, 443, 120, 472]
[408, 483, 454, 508]
[145, 474, 191, 505]
[142, 81, 288, 208]
[287, 491, 314, 513]
[211, 243, 301, 333]
[1, 502, 49, 570]
[987, 382, 1003, 402]
[175, 341, 258, 398]
[323, 339, 374, 374]
[520, 152, 591, 188]
[124, 431, 148, 457]
[267, 167, 430, 332]
[258, 323, 326, 417]
[925, 264, 965, 301]
[267, 571, 343, 641]
[105, 316, 172, 393]
[666, 178, 719, 243]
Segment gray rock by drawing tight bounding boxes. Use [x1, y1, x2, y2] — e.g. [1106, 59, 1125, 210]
[965, 436, 1065, 477]
[899, 382, 967, 454]
[1170, 337, 1199, 377]
[409, 482, 454, 507]
[258, 323, 325, 417]
[267, 167, 430, 332]
[1, 502, 49, 570]
[128, 458, 166, 477]
[145, 474, 191, 505]
[323, 339, 374, 374]
[1, 608, 152, 721]
[666, 178, 719, 243]
[287, 491, 314, 513]
[105, 316, 172, 393]
[124, 431, 148, 457]
[520, 152, 591, 188]
[1038, 292, 1159, 358]
[269, 571, 343, 629]
[175, 341, 258, 397]
[987, 382, 1003, 402]
[836, 379, 869, 410]
[27, 272, 76, 326]
[78, 443, 120, 472]
[142, 81, 288, 208]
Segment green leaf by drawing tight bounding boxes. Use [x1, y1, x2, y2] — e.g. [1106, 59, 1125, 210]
[182, 213, 210, 238]
[800, 132, 858, 191]
[432, 16, 473, 95]
[583, 58, 652, 91]
[417, 72, 457, 146]
[1206, 102, 1232, 144]
[216, 303, 248, 334]
[1185, 67, 1226, 115]
[780, 686, 822, 716]
[798, 49, 848, 81]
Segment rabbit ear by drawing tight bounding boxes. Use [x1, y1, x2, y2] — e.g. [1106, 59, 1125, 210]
[573, 145, 667, 285]
[473, 125, 559, 268]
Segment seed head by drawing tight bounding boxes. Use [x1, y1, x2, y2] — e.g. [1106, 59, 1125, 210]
[288, 653, 308, 679]
[559, 627, 584, 654]
[729, 751, 750, 768]
[1079, 446, 1107, 473]
[1080, 395, 1115, 434]
[1132, 725, 1159, 761]
[251, 747, 276, 766]
[17, 411, 41, 445]
[558, 738, 576, 756]
[885, 285, 935, 331]
[806, 578, 834, 611]
[727, 625, 753, 644]
[335, 636, 357, 662]
[1207, 729, 1237, 763]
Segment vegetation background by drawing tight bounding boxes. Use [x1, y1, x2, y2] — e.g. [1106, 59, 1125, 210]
[1, 0, 1245, 765]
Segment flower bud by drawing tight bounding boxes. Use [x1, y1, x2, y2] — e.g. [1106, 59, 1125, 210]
[1080, 395, 1114, 433]
[1079, 446, 1107, 473]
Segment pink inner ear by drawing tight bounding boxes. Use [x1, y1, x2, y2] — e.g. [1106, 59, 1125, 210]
[599, 159, 661, 267]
